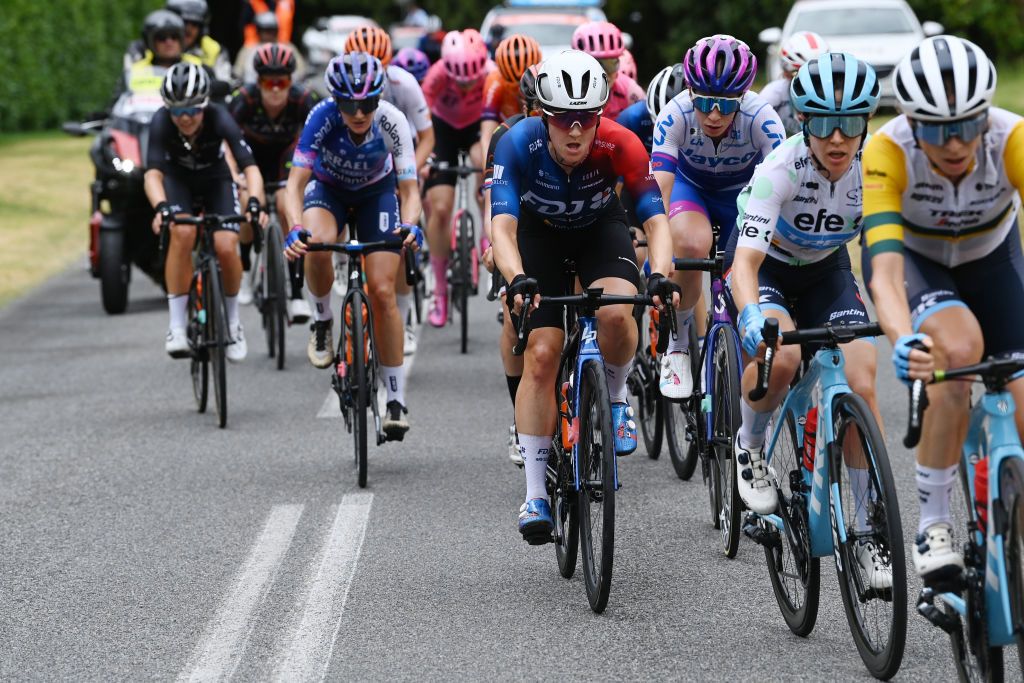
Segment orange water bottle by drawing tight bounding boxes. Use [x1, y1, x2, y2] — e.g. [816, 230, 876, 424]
[975, 457, 989, 536]
[803, 407, 818, 472]
[560, 382, 572, 449]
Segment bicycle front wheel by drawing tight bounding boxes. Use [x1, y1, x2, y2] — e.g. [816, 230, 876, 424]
[457, 212, 472, 354]
[266, 221, 288, 370]
[346, 292, 369, 488]
[206, 264, 228, 429]
[830, 392, 907, 679]
[1000, 456, 1024, 676]
[188, 281, 208, 413]
[577, 359, 616, 613]
[765, 408, 820, 636]
[710, 325, 742, 557]
[666, 321, 702, 479]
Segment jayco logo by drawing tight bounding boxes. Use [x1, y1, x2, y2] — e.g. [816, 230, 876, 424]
[683, 149, 757, 167]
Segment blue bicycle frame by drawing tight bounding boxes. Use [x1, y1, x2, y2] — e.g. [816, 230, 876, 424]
[700, 277, 743, 440]
[568, 315, 619, 492]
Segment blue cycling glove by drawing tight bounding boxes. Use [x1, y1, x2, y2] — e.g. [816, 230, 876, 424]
[892, 333, 928, 385]
[738, 303, 766, 357]
[399, 222, 424, 248]
[285, 226, 310, 250]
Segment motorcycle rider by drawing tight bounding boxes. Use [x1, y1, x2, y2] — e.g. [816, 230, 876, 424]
[123, 0, 231, 82]
[112, 10, 203, 105]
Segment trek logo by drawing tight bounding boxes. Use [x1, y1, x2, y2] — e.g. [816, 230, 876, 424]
[794, 209, 846, 232]
[653, 113, 676, 146]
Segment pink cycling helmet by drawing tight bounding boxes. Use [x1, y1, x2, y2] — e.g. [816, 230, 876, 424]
[618, 49, 637, 81]
[442, 30, 488, 83]
[683, 34, 757, 96]
[571, 21, 624, 59]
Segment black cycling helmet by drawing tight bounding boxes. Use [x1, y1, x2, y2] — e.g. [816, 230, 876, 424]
[161, 62, 210, 108]
[254, 11, 279, 33]
[167, 0, 208, 25]
[519, 64, 540, 112]
[253, 43, 297, 77]
[142, 10, 185, 52]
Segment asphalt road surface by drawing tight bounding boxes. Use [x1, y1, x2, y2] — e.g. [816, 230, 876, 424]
[1, 265, 1021, 681]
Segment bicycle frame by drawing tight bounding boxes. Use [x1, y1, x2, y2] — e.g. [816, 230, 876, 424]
[760, 346, 855, 559]
[932, 390, 1023, 647]
[700, 276, 743, 439]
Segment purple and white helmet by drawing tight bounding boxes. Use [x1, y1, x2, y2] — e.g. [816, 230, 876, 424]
[683, 34, 757, 96]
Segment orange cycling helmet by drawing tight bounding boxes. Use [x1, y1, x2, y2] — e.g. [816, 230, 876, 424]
[345, 25, 393, 66]
[495, 34, 542, 84]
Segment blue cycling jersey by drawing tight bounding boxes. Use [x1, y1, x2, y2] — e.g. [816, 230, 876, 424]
[616, 101, 654, 153]
[293, 99, 416, 192]
[490, 117, 664, 229]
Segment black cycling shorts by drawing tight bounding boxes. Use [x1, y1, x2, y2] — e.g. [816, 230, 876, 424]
[861, 223, 1024, 358]
[163, 169, 241, 232]
[511, 202, 641, 330]
[424, 117, 481, 190]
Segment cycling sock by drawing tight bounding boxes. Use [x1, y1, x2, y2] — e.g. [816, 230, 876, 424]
[506, 374, 521, 407]
[168, 294, 187, 331]
[848, 467, 872, 533]
[289, 259, 304, 299]
[381, 364, 405, 405]
[667, 308, 694, 353]
[396, 292, 413, 327]
[519, 433, 551, 502]
[430, 256, 448, 295]
[225, 295, 239, 327]
[917, 463, 958, 534]
[737, 398, 773, 449]
[311, 292, 333, 322]
[239, 241, 252, 272]
[605, 361, 631, 404]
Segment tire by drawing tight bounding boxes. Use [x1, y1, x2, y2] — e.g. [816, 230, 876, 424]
[577, 359, 616, 613]
[666, 321, 702, 479]
[711, 326, 742, 558]
[99, 230, 129, 314]
[628, 351, 663, 460]
[999, 457, 1024, 677]
[188, 282, 208, 413]
[347, 293, 369, 489]
[457, 212, 472, 354]
[551, 442, 580, 579]
[829, 393, 907, 680]
[206, 265, 228, 429]
[266, 224, 288, 371]
[764, 407, 821, 637]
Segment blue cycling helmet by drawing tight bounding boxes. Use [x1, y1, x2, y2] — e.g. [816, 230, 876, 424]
[394, 47, 431, 83]
[325, 52, 385, 99]
[790, 52, 879, 115]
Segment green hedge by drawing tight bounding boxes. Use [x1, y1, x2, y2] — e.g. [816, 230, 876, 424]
[0, 0, 159, 132]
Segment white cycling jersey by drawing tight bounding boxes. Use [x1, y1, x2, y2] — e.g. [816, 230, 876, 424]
[382, 64, 432, 135]
[735, 133, 867, 265]
[758, 78, 800, 138]
[651, 90, 784, 192]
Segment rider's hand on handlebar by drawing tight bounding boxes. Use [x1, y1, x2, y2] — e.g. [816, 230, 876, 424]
[397, 222, 423, 251]
[893, 333, 933, 385]
[247, 197, 268, 229]
[739, 303, 768, 358]
[505, 274, 538, 316]
[283, 225, 310, 261]
[482, 245, 495, 273]
[152, 201, 173, 235]
[646, 272, 680, 311]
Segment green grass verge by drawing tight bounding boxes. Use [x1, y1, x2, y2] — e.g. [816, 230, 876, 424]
[0, 132, 92, 308]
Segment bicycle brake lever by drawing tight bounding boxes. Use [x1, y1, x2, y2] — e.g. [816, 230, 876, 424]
[749, 318, 779, 401]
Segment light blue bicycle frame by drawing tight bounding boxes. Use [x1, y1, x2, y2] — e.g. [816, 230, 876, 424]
[568, 314, 620, 492]
[933, 390, 1023, 647]
[758, 346, 859, 559]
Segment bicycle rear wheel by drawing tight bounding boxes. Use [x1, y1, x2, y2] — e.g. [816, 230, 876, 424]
[577, 359, 616, 613]
[764, 407, 820, 636]
[188, 281, 208, 413]
[1000, 457, 1024, 676]
[206, 264, 228, 429]
[346, 292, 369, 488]
[830, 392, 907, 679]
[550, 442, 579, 579]
[266, 222, 288, 370]
[710, 325, 742, 557]
[457, 212, 472, 354]
[667, 321, 702, 479]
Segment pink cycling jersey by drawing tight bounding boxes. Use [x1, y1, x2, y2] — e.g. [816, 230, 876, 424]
[606, 74, 645, 121]
[421, 59, 497, 130]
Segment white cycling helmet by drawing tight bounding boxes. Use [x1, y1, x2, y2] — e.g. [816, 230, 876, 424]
[893, 35, 996, 122]
[161, 62, 210, 108]
[779, 31, 828, 74]
[646, 63, 685, 120]
[535, 49, 610, 112]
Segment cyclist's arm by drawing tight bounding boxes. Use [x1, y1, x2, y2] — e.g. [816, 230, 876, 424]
[144, 111, 171, 207]
[215, 107, 264, 205]
[397, 178, 421, 226]
[282, 165, 312, 229]
[492, 214, 523, 282]
[731, 246, 767, 313]
[480, 120, 499, 166]
[863, 132, 912, 343]
[144, 168, 167, 208]
[615, 124, 671, 273]
[489, 127, 524, 280]
[414, 124, 434, 170]
[752, 102, 785, 153]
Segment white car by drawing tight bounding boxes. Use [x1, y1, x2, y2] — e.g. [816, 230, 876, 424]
[759, 0, 943, 106]
[480, 0, 613, 60]
[302, 15, 380, 70]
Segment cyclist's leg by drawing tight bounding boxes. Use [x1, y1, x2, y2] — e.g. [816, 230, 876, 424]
[301, 180, 343, 367]
[204, 179, 247, 359]
[162, 173, 197, 355]
[423, 119, 463, 325]
[469, 138, 485, 218]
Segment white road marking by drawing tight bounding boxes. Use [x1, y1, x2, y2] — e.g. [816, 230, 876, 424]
[274, 493, 373, 681]
[178, 504, 304, 683]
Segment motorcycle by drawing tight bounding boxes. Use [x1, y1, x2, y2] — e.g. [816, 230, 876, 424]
[64, 90, 164, 314]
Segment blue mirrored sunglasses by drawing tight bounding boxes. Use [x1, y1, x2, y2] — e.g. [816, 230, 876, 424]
[914, 112, 988, 146]
[169, 105, 203, 117]
[692, 94, 742, 115]
[805, 115, 868, 139]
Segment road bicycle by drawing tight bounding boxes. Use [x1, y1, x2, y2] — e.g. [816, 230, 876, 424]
[513, 268, 673, 613]
[164, 212, 249, 429]
[250, 180, 289, 370]
[304, 232, 416, 488]
[744, 321, 907, 679]
[907, 357, 1024, 681]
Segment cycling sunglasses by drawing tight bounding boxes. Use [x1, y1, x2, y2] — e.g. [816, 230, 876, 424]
[805, 115, 868, 139]
[154, 32, 180, 43]
[598, 57, 619, 75]
[543, 109, 601, 131]
[914, 111, 988, 146]
[169, 105, 203, 117]
[335, 96, 380, 116]
[259, 76, 291, 91]
[691, 93, 743, 115]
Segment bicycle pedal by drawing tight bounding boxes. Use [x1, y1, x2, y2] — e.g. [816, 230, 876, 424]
[742, 515, 780, 549]
[916, 590, 961, 634]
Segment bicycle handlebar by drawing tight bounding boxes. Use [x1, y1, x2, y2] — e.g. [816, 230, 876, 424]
[427, 160, 482, 177]
[672, 256, 723, 273]
[302, 230, 417, 286]
[779, 321, 883, 347]
[749, 318, 779, 401]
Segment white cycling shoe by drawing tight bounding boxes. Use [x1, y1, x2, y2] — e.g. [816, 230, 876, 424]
[659, 350, 693, 400]
[404, 325, 417, 356]
[165, 328, 189, 358]
[508, 424, 523, 468]
[855, 540, 894, 590]
[237, 275, 254, 306]
[308, 320, 334, 368]
[226, 322, 247, 362]
[735, 437, 778, 514]
[913, 522, 964, 582]
[288, 297, 311, 324]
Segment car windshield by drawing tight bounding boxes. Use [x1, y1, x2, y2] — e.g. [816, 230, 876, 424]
[496, 22, 579, 45]
[791, 7, 916, 35]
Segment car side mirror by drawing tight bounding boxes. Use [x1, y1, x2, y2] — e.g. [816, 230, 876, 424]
[758, 27, 782, 44]
[922, 21, 944, 37]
